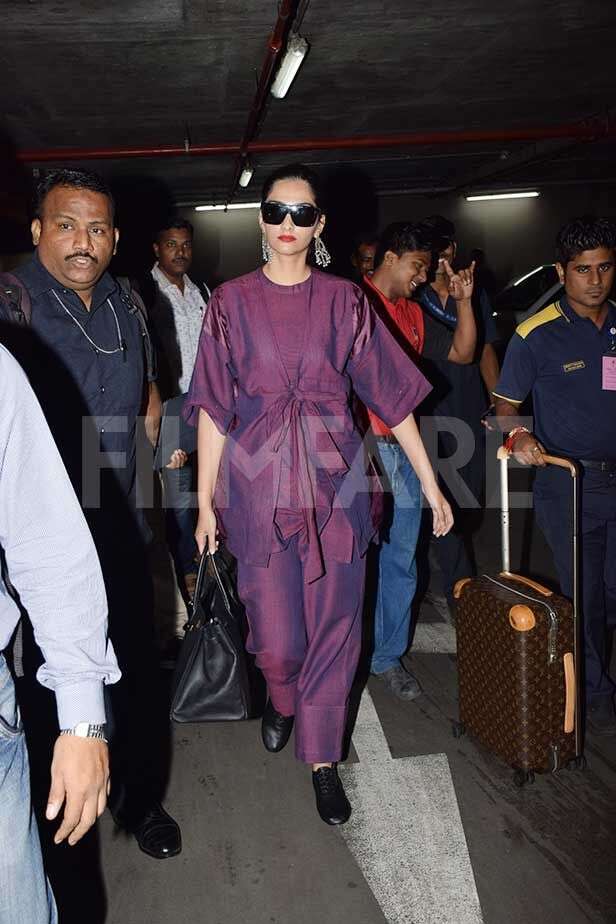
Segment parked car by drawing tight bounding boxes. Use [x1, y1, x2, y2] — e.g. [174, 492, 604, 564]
[492, 264, 562, 342]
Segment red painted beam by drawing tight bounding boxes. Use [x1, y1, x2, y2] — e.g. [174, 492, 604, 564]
[14, 118, 614, 163]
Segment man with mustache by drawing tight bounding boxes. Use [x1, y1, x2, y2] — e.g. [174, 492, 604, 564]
[12, 169, 181, 859]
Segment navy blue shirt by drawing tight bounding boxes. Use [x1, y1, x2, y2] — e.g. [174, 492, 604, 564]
[417, 285, 498, 498]
[495, 297, 616, 460]
[418, 285, 498, 417]
[14, 254, 146, 502]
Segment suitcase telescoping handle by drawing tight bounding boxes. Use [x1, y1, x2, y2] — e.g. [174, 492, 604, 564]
[496, 446, 582, 758]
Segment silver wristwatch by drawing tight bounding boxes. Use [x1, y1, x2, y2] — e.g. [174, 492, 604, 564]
[60, 722, 108, 743]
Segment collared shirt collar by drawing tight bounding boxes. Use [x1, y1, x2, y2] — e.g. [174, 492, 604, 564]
[558, 294, 616, 328]
[362, 273, 407, 314]
[19, 251, 117, 306]
[151, 262, 199, 297]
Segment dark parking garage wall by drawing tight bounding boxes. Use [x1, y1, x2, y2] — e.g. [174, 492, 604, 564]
[3, 181, 615, 288]
[180, 183, 616, 290]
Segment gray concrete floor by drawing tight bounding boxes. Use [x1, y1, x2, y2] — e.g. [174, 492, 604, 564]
[40, 490, 616, 924]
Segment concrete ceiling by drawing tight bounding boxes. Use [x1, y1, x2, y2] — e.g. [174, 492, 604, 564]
[2, 0, 616, 209]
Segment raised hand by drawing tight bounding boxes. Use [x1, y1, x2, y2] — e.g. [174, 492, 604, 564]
[441, 258, 475, 302]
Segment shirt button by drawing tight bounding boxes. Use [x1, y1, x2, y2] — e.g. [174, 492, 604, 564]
[100, 386, 105, 393]
[100, 427, 105, 434]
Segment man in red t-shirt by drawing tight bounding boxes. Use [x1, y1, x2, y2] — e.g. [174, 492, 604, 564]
[363, 221, 476, 700]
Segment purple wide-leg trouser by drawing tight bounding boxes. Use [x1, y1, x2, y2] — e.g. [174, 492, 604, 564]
[237, 533, 366, 764]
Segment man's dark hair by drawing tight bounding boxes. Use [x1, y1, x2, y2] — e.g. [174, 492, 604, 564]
[417, 214, 456, 254]
[154, 215, 194, 241]
[351, 232, 379, 254]
[373, 222, 432, 270]
[33, 168, 115, 221]
[555, 216, 616, 265]
[261, 163, 324, 211]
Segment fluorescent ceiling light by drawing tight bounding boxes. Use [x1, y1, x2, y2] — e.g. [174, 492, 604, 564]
[466, 191, 540, 202]
[239, 164, 254, 188]
[271, 33, 309, 99]
[195, 202, 261, 212]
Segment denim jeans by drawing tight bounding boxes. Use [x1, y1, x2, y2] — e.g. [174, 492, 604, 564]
[0, 654, 57, 923]
[161, 453, 198, 577]
[371, 442, 422, 674]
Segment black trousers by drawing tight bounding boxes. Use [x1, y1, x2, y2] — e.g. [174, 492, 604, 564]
[534, 466, 616, 706]
[89, 503, 172, 819]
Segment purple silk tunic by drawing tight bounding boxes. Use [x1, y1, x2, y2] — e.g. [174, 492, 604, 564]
[185, 268, 431, 581]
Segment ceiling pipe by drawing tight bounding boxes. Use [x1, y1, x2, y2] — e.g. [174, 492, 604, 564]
[14, 116, 615, 164]
[225, 0, 298, 202]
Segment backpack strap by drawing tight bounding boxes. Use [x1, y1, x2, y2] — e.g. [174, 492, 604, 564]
[0, 272, 32, 326]
[116, 276, 157, 382]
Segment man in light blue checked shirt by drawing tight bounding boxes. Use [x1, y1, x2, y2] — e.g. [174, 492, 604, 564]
[0, 344, 120, 924]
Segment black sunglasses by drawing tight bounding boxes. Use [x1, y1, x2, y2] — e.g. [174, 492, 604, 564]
[261, 200, 320, 228]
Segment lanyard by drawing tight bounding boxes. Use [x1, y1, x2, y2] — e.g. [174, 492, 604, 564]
[52, 290, 127, 360]
[418, 285, 458, 328]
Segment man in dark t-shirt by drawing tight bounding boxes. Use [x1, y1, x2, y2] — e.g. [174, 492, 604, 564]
[417, 215, 500, 607]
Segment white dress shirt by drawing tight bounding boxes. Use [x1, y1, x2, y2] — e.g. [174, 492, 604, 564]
[0, 345, 120, 727]
[151, 264, 209, 394]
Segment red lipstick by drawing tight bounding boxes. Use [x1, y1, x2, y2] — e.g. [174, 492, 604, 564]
[278, 234, 296, 242]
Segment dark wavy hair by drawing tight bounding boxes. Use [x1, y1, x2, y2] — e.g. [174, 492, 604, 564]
[417, 214, 456, 254]
[555, 216, 616, 265]
[373, 222, 433, 270]
[260, 163, 324, 211]
[34, 168, 115, 221]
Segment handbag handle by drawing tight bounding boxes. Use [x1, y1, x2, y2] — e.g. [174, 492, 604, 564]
[206, 550, 232, 614]
[190, 545, 232, 620]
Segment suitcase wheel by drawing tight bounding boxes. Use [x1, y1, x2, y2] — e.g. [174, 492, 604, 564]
[452, 721, 466, 739]
[566, 755, 587, 771]
[513, 769, 535, 788]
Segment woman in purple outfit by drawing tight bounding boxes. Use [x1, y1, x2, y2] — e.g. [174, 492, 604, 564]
[185, 164, 453, 825]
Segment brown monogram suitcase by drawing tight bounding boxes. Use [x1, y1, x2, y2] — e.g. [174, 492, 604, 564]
[453, 447, 584, 784]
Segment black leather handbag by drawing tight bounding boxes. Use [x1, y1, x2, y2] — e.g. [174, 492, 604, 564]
[170, 548, 264, 723]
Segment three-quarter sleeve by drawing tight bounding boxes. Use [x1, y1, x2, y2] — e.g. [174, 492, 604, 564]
[347, 292, 432, 427]
[184, 288, 237, 434]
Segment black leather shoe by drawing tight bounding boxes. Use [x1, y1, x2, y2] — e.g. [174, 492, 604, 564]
[132, 802, 182, 859]
[261, 699, 294, 752]
[312, 765, 351, 826]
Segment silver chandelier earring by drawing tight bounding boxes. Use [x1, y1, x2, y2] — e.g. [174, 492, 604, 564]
[314, 235, 331, 268]
[262, 233, 273, 263]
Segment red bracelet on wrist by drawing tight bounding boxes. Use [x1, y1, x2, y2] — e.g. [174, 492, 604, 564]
[504, 426, 530, 453]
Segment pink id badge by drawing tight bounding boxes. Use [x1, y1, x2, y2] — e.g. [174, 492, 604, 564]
[603, 355, 616, 391]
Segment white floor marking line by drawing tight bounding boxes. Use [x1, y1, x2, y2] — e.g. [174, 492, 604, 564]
[411, 622, 457, 655]
[340, 689, 483, 924]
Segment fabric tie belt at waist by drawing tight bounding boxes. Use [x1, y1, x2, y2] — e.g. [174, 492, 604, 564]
[579, 459, 616, 473]
[265, 388, 350, 583]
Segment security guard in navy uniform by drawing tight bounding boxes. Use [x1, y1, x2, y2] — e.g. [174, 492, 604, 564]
[494, 216, 616, 736]
[10, 169, 182, 859]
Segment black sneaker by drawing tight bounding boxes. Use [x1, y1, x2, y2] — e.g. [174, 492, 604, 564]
[312, 765, 351, 826]
[261, 699, 294, 752]
[377, 664, 423, 701]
